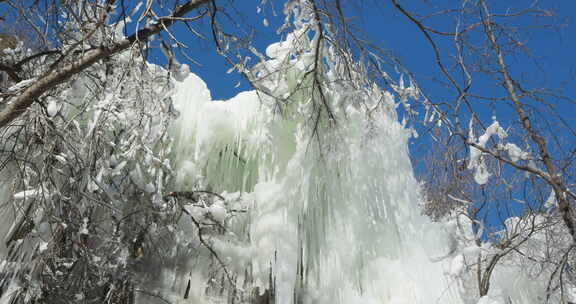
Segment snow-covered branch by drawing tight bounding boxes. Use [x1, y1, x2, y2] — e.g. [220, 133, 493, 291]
[0, 0, 211, 129]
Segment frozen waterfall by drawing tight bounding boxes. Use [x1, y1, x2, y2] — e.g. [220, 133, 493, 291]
[0, 3, 557, 303]
[169, 67, 464, 303]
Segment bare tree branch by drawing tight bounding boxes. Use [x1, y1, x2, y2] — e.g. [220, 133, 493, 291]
[479, 0, 576, 242]
[0, 0, 211, 129]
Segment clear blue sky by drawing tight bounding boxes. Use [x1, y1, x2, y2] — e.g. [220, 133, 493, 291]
[151, 1, 576, 102]
[141, 1, 576, 233]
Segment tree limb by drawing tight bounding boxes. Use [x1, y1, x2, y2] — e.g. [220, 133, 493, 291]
[0, 0, 211, 129]
[479, 0, 576, 242]
[0, 62, 22, 83]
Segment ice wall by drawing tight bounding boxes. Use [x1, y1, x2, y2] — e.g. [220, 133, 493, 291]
[164, 2, 469, 301]
[0, 4, 560, 304]
[170, 59, 464, 304]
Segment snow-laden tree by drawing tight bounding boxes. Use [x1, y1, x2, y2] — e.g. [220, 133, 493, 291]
[0, 41, 181, 304]
[0, 1, 574, 304]
[0, 1, 445, 303]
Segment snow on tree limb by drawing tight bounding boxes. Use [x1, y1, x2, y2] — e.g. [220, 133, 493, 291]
[0, 0, 211, 129]
[480, 0, 576, 242]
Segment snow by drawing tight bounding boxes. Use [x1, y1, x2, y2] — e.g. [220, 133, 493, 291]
[449, 254, 465, 276]
[477, 295, 504, 304]
[479, 121, 507, 146]
[38, 241, 48, 253]
[467, 119, 531, 185]
[265, 28, 308, 60]
[504, 142, 529, 162]
[0, 3, 569, 304]
[0, 282, 21, 304]
[46, 98, 59, 117]
[545, 189, 557, 208]
[13, 187, 49, 200]
[207, 201, 226, 222]
[468, 120, 507, 185]
[79, 217, 89, 235]
[169, 27, 463, 304]
[6, 78, 36, 92]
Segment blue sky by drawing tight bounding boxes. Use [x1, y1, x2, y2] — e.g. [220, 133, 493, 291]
[154, 1, 576, 102]
[150, 1, 576, 163]
[139, 1, 576, 233]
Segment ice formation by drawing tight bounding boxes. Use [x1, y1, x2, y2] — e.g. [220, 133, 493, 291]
[0, 2, 571, 304]
[164, 6, 569, 301]
[168, 23, 463, 304]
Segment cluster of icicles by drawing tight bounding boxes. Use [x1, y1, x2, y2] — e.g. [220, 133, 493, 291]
[0, 2, 555, 303]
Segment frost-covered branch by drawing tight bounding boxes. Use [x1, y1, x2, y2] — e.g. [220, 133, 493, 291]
[0, 0, 211, 129]
[479, 0, 576, 242]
